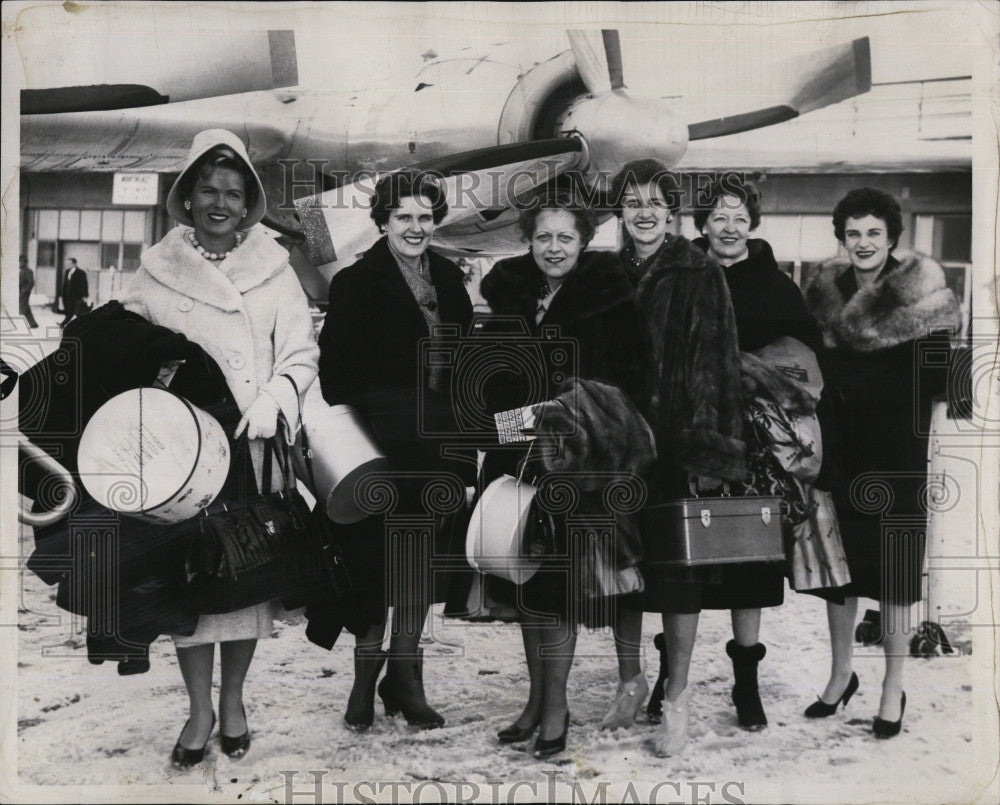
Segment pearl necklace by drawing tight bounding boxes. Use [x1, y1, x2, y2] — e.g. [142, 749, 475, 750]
[187, 230, 244, 261]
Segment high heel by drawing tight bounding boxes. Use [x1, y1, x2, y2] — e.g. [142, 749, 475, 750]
[497, 719, 539, 744]
[653, 686, 690, 758]
[873, 691, 906, 738]
[220, 705, 251, 759]
[377, 649, 445, 729]
[804, 672, 860, 718]
[344, 648, 388, 731]
[171, 712, 216, 769]
[532, 712, 570, 760]
[726, 640, 768, 731]
[646, 633, 669, 724]
[600, 672, 649, 731]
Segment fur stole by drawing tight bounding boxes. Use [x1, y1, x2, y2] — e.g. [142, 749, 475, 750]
[804, 251, 960, 352]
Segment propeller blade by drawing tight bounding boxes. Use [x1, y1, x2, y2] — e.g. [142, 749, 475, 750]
[294, 138, 585, 270]
[687, 37, 871, 140]
[688, 107, 798, 141]
[602, 30, 626, 91]
[567, 29, 626, 94]
[19, 30, 297, 114]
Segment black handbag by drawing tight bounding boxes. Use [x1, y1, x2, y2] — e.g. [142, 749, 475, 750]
[187, 411, 349, 614]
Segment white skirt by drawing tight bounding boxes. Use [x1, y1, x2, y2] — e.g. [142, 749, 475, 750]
[173, 601, 302, 647]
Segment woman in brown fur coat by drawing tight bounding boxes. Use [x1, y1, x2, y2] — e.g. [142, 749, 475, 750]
[602, 160, 747, 756]
[802, 187, 960, 738]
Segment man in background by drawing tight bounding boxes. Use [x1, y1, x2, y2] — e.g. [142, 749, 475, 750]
[19, 254, 39, 328]
[60, 257, 90, 327]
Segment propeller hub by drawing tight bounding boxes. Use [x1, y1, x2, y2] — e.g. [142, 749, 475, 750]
[555, 92, 688, 184]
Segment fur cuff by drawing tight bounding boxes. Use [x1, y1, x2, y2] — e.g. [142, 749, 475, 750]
[676, 428, 746, 482]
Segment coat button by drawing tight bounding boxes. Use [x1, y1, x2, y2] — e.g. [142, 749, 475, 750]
[178, 298, 194, 312]
[228, 354, 246, 369]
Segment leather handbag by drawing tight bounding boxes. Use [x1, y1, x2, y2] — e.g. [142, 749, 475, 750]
[640, 481, 785, 567]
[187, 410, 349, 614]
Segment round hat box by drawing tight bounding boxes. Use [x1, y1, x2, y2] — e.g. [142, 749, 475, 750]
[294, 381, 392, 525]
[466, 474, 541, 585]
[77, 387, 230, 523]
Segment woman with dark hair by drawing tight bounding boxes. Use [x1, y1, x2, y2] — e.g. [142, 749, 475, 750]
[471, 192, 649, 759]
[124, 129, 319, 766]
[601, 160, 747, 755]
[802, 187, 959, 737]
[685, 177, 823, 730]
[314, 170, 474, 732]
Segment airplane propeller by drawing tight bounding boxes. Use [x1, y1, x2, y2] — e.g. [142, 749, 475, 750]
[566, 29, 626, 93]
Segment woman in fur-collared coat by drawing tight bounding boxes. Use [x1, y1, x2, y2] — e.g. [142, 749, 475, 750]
[801, 187, 960, 738]
[124, 129, 318, 767]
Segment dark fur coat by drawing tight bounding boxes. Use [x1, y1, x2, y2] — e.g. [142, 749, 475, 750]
[630, 235, 745, 487]
[480, 249, 648, 403]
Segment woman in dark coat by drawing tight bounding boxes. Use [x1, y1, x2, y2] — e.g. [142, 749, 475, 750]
[471, 194, 649, 760]
[604, 161, 747, 756]
[690, 177, 823, 728]
[314, 171, 474, 731]
[802, 187, 959, 737]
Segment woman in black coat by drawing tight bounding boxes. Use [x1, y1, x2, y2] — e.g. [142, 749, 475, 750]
[802, 188, 960, 737]
[690, 177, 823, 727]
[315, 171, 474, 732]
[472, 194, 648, 760]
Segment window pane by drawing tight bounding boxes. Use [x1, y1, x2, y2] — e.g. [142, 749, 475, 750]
[798, 215, 839, 261]
[101, 242, 120, 269]
[102, 210, 123, 241]
[80, 210, 102, 241]
[58, 209, 80, 240]
[122, 242, 143, 271]
[936, 216, 971, 263]
[756, 216, 801, 262]
[123, 210, 146, 243]
[37, 242, 56, 267]
[38, 210, 59, 240]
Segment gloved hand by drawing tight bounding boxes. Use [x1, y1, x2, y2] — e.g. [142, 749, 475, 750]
[234, 392, 280, 440]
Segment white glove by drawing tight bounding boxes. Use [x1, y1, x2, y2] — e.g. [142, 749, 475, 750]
[235, 392, 280, 440]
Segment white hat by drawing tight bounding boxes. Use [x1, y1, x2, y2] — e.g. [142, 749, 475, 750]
[166, 129, 267, 228]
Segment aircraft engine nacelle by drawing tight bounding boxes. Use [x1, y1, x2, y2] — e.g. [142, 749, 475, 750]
[554, 92, 688, 186]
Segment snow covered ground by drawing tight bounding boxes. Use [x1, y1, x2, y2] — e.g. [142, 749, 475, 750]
[9, 547, 996, 805]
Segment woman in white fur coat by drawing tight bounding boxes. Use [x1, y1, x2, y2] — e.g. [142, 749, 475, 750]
[802, 187, 959, 739]
[124, 129, 319, 767]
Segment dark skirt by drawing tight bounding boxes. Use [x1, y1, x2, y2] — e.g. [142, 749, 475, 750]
[809, 511, 926, 606]
[304, 478, 470, 649]
[625, 454, 786, 615]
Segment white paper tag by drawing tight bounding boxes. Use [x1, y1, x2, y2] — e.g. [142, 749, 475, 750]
[494, 405, 537, 444]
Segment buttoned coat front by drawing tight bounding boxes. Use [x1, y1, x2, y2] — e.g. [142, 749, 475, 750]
[123, 225, 319, 490]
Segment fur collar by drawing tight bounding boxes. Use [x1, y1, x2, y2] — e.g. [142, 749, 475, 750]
[482, 250, 632, 321]
[140, 226, 290, 312]
[804, 250, 960, 351]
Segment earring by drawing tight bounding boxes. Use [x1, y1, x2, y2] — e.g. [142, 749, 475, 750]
[241, 209, 247, 218]
[184, 200, 191, 210]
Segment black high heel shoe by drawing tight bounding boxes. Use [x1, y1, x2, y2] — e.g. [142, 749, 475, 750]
[873, 691, 906, 738]
[533, 712, 570, 760]
[171, 712, 216, 769]
[497, 719, 539, 744]
[220, 705, 251, 759]
[804, 672, 860, 718]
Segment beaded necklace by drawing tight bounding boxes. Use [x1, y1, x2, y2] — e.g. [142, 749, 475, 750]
[187, 230, 244, 261]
